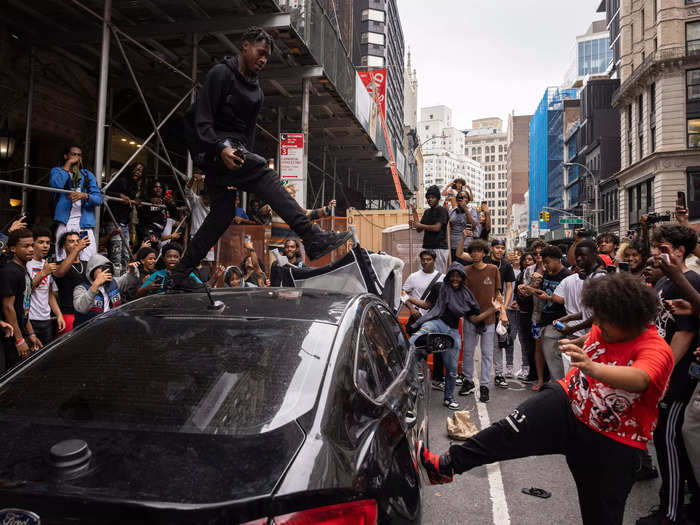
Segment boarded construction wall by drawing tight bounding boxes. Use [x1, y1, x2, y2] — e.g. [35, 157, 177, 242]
[347, 208, 419, 252]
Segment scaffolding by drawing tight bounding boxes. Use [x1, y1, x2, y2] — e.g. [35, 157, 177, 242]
[0, 0, 412, 238]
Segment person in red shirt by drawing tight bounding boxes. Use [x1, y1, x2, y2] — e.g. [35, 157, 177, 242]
[417, 272, 674, 525]
[597, 232, 619, 267]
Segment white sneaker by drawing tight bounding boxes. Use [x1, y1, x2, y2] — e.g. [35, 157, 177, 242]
[505, 365, 514, 379]
[516, 367, 530, 380]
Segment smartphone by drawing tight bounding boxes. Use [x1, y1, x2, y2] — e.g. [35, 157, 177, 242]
[554, 321, 566, 331]
[678, 191, 687, 208]
[79, 231, 88, 240]
[690, 361, 700, 380]
[618, 261, 631, 272]
[47, 255, 57, 264]
[244, 234, 252, 244]
[606, 264, 617, 274]
[661, 253, 670, 264]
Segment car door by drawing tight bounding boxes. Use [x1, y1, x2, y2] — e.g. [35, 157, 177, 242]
[373, 303, 428, 448]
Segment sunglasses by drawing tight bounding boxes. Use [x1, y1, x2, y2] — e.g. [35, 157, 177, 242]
[456, 196, 465, 201]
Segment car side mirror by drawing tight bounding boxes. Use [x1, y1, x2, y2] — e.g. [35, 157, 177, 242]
[414, 333, 454, 356]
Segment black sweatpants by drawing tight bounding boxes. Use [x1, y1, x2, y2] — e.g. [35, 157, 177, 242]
[448, 385, 639, 525]
[179, 152, 312, 272]
[518, 310, 535, 374]
[30, 319, 54, 347]
[654, 399, 700, 522]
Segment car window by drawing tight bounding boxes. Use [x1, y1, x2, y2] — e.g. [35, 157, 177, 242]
[355, 333, 382, 399]
[374, 303, 409, 363]
[0, 315, 335, 436]
[355, 306, 405, 398]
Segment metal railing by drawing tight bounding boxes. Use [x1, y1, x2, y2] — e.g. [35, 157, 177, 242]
[613, 46, 696, 102]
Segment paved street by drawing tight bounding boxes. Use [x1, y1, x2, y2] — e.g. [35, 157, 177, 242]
[421, 342, 661, 525]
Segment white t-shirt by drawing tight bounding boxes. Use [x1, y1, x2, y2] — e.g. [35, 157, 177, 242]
[184, 187, 209, 236]
[403, 269, 444, 315]
[26, 259, 58, 321]
[553, 271, 605, 337]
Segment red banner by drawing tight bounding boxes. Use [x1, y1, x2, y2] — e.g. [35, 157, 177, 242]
[358, 68, 386, 118]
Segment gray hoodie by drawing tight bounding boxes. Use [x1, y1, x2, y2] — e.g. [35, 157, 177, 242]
[73, 253, 138, 317]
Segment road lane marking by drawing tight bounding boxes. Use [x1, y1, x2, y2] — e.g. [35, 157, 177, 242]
[476, 399, 511, 525]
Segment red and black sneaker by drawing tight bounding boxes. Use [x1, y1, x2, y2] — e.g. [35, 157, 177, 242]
[415, 440, 453, 485]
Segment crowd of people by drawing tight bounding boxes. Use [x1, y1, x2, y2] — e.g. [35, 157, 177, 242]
[0, 142, 340, 375]
[406, 182, 699, 525]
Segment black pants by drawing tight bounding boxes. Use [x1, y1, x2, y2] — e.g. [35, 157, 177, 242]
[179, 152, 312, 272]
[1, 337, 18, 373]
[518, 310, 535, 374]
[433, 352, 444, 382]
[448, 385, 638, 525]
[31, 319, 54, 347]
[654, 399, 700, 522]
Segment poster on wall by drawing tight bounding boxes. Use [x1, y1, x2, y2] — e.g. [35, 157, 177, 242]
[358, 68, 387, 118]
[280, 133, 305, 207]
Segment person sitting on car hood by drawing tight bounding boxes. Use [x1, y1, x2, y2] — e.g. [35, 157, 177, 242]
[73, 253, 138, 326]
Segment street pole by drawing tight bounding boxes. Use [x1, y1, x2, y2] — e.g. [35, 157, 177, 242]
[21, 49, 34, 216]
[93, 0, 112, 239]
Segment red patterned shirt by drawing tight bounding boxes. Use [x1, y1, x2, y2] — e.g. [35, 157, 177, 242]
[558, 324, 673, 449]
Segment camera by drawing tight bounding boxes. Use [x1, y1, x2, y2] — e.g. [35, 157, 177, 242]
[576, 229, 596, 239]
[646, 212, 671, 224]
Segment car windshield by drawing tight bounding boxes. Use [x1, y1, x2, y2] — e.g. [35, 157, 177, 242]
[0, 314, 335, 436]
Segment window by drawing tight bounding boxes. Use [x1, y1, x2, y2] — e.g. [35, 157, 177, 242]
[627, 105, 633, 164]
[356, 307, 405, 397]
[687, 167, 700, 219]
[650, 83, 657, 152]
[361, 8, 385, 22]
[638, 93, 644, 158]
[361, 32, 385, 45]
[688, 69, 700, 101]
[687, 21, 700, 55]
[689, 119, 700, 148]
[628, 178, 654, 225]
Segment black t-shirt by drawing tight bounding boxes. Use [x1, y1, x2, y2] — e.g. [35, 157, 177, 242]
[654, 271, 700, 402]
[0, 261, 32, 335]
[54, 261, 87, 315]
[539, 267, 573, 325]
[106, 176, 138, 224]
[420, 206, 449, 250]
[483, 256, 516, 292]
[196, 265, 211, 283]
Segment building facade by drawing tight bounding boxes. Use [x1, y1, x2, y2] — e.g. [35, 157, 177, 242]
[611, 0, 700, 233]
[353, 0, 405, 154]
[564, 20, 615, 88]
[506, 113, 532, 246]
[529, 88, 579, 236]
[464, 118, 509, 236]
[598, 0, 622, 78]
[419, 106, 485, 204]
[403, 50, 421, 194]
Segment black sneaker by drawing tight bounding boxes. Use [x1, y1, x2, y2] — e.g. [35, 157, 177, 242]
[163, 269, 203, 293]
[415, 440, 453, 485]
[634, 450, 659, 482]
[479, 386, 490, 403]
[635, 506, 679, 525]
[443, 398, 460, 410]
[302, 225, 354, 261]
[494, 375, 508, 389]
[458, 379, 475, 396]
[431, 380, 445, 391]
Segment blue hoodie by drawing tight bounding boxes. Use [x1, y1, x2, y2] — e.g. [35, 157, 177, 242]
[50, 167, 103, 228]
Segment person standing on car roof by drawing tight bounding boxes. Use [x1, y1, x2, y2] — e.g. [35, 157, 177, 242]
[169, 27, 351, 291]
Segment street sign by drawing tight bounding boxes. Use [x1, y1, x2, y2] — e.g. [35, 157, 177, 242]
[560, 217, 584, 225]
[280, 133, 305, 207]
[531, 221, 540, 237]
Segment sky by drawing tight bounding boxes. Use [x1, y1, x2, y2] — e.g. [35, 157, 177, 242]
[399, 0, 605, 129]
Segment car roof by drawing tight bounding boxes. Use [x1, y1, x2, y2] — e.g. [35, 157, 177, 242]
[118, 288, 362, 325]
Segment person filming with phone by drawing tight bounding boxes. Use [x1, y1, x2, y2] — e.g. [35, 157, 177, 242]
[50, 145, 102, 263]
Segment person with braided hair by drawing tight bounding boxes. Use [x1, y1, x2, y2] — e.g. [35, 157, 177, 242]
[170, 27, 352, 291]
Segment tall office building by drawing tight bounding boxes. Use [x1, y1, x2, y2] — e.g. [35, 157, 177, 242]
[598, 0, 621, 78]
[353, 0, 405, 154]
[464, 118, 509, 236]
[564, 20, 614, 88]
[506, 113, 532, 245]
[403, 50, 421, 193]
[611, 0, 700, 232]
[529, 87, 579, 236]
[419, 106, 484, 205]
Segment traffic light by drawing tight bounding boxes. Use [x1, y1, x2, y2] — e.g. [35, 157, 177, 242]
[539, 211, 544, 220]
[544, 211, 550, 222]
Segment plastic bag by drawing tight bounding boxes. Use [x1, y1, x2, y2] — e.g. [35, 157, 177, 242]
[446, 410, 478, 441]
[496, 320, 507, 337]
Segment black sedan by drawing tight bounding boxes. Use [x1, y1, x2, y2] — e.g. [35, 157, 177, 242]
[0, 288, 438, 524]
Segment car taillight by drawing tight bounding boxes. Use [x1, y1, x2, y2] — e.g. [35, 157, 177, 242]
[243, 500, 378, 525]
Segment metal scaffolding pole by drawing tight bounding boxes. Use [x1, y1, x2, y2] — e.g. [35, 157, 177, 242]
[186, 33, 198, 181]
[93, 0, 112, 238]
[276, 107, 283, 171]
[21, 49, 34, 216]
[321, 145, 327, 206]
[301, 78, 310, 209]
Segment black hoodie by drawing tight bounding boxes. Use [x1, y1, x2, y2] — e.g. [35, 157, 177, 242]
[184, 56, 263, 163]
[412, 262, 480, 330]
